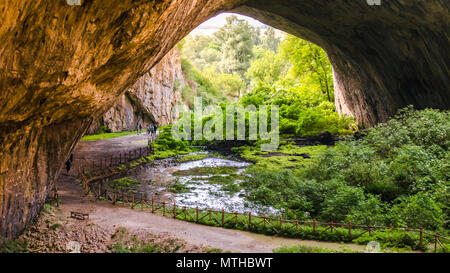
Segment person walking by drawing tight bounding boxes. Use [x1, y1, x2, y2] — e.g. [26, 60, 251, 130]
[153, 124, 158, 138]
[137, 122, 142, 135]
[65, 154, 73, 174]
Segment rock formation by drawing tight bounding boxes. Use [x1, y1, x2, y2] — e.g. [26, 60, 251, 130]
[0, 0, 448, 239]
[87, 48, 184, 134]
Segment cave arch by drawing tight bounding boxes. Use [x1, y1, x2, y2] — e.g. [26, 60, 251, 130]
[0, 0, 448, 239]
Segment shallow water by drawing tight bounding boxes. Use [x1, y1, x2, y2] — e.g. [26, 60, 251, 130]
[130, 152, 279, 215]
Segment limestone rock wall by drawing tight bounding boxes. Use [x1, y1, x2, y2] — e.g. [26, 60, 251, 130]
[88, 48, 184, 133]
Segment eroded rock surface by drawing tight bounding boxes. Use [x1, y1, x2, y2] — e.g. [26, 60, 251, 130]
[88, 48, 184, 133]
[0, 0, 448, 239]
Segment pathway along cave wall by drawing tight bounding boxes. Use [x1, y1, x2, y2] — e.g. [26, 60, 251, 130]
[0, 0, 448, 239]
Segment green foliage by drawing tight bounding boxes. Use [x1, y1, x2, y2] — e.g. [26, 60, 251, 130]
[240, 84, 357, 137]
[260, 27, 281, 52]
[236, 108, 449, 232]
[172, 166, 238, 176]
[105, 177, 140, 193]
[0, 239, 28, 253]
[280, 34, 333, 102]
[177, 153, 207, 162]
[181, 57, 228, 106]
[167, 179, 190, 194]
[109, 228, 183, 253]
[214, 15, 255, 79]
[273, 245, 359, 253]
[390, 192, 445, 230]
[204, 69, 246, 99]
[246, 48, 287, 86]
[82, 130, 143, 141]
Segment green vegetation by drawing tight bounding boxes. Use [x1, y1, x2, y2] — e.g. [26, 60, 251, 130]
[0, 239, 28, 253]
[177, 153, 207, 162]
[179, 17, 356, 138]
[236, 107, 449, 233]
[273, 245, 359, 253]
[105, 177, 140, 193]
[172, 166, 238, 176]
[167, 179, 190, 194]
[167, 205, 432, 251]
[82, 130, 144, 141]
[109, 227, 184, 253]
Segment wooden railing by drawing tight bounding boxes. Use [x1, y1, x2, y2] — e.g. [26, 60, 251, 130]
[77, 172, 449, 253]
[77, 146, 153, 175]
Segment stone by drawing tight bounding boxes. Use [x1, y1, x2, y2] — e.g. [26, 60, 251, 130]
[87, 48, 185, 133]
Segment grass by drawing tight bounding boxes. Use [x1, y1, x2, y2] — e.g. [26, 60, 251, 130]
[233, 142, 327, 171]
[167, 179, 191, 194]
[105, 177, 140, 193]
[177, 154, 208, 162]
[273, 245, 360, 253]
[109, 227, 184, 253]
[82, 130, 146, 141]
[173, 166, 239, 176]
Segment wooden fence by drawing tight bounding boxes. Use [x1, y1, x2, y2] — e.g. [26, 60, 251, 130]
[77, 171, 449, 252]
[77, 145, 152, 175]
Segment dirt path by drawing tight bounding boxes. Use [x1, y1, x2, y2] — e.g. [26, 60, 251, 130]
[70, 134, 150, 170]
[55, 173, 367, 253]
[45, 134, 371, 253]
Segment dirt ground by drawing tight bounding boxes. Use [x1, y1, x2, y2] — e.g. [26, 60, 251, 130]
[24, 135, 371, 253]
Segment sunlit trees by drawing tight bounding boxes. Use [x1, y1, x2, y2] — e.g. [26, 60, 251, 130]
[214, 15, 254, 79]
[280, 34, 333, 102]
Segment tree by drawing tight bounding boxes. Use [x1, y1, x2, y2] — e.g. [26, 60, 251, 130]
[261, 27, 280, 52]
[246, 48, 287, 86]
[280, 35, 333, 102]
[214, 15, 254, 79]
[181, 35, 219, 70]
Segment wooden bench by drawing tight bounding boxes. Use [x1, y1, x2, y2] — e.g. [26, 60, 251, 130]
[70, 211, 89, 220]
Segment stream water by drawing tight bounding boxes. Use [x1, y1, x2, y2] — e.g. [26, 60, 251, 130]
[128, 152, 279, 216]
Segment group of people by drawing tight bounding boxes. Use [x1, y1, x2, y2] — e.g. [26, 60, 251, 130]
[136, 122, 158, 138]
[147, 124, 158, 138]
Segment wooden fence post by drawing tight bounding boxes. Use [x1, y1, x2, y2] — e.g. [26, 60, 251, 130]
[131, 194, 135, 209]
[196, 206, 199, 222]
[348, 222, 352, 240]
[113, 190, 117, 205]
[222, 209, 225, 227]
[330, 221, 334, 232]
[434, 234, 438, 252]
[235, 212, 238, 227]
[419, 227, 423, 249]
[163, 202, 166, 216]
[280, 216, 283, 230]
[248, 212, 252, 229]
[263, 216, 266, 229]
[173, 201, 176, 218]
[151, 197, 154, 213]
